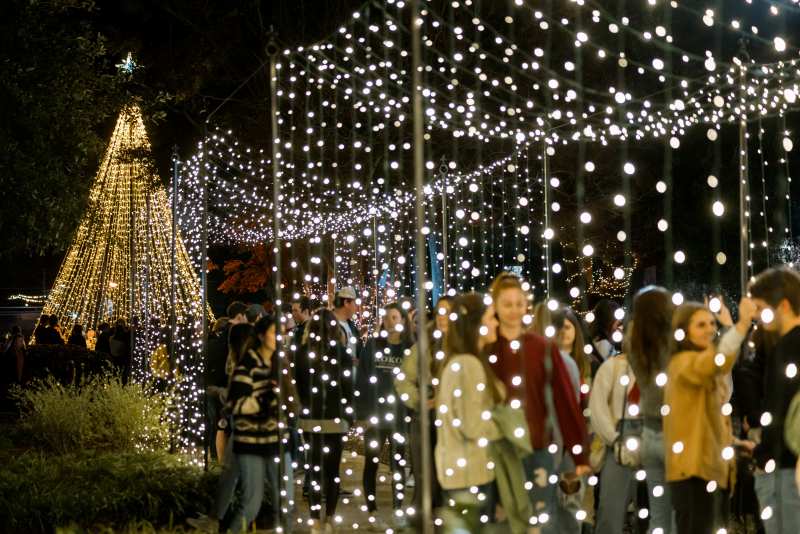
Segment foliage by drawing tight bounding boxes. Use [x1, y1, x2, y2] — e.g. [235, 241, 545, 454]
[216, 244, 272, 295]
[11, 372, 173, 454]
[0, 0, 126, 257]
[0, 449, 215, 533]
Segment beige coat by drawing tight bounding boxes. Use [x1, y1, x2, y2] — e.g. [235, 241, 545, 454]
[664, 328, 745, 489]
[435, 354, 504, 490]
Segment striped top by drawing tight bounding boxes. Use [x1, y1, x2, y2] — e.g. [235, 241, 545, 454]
[228, 348, 280, 456]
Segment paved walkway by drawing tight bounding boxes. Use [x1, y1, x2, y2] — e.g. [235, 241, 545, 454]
[286, 451, 401, 533]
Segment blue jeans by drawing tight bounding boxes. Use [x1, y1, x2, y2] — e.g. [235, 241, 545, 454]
[228, 453, 280, 534]
[595, 448, 635, 534]
[213, 437, 239, 520]
[754, 468, 800, 534]
[642, 426, 675, 534]
[443, 482, 496, 524]
[523, 449, 559, 533]
[553, 454, 582, 534]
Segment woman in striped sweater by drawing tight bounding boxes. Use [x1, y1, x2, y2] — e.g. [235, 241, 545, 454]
[227, 315, 281, 533]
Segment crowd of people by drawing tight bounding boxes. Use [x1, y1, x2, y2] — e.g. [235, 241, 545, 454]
[183, 265, 800, 534]
[1, 314, 134, 385]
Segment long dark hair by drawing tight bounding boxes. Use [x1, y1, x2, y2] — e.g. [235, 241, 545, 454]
[252, 315, 277, 348]
[428, 296, 452, 378]
[381, 301, 414, 347]
[671, 302, 708, 354]
[553, 307, 589, 380]
[590, 299, 620, 341]
[627, 286, 674, 382]
[227, 323, 255, 376]
[443, 293, 503, 404]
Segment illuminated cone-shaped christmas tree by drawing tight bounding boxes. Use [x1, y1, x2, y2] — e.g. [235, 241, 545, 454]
[42, 104, 203, 331]
[41, 103, 207, 452]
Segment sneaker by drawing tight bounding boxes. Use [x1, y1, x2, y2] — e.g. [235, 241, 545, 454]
[392, 514, 409, 530]
[366, 516, 391, 532]
[186, 514, 219, 533]
[323, 519, 338, 534]
[310, 519, 324, 534]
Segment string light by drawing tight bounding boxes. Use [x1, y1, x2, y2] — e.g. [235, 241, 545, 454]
[40, 104, 207, 457]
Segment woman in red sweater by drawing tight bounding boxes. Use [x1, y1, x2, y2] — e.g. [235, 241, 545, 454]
[487, 273, 590, 532]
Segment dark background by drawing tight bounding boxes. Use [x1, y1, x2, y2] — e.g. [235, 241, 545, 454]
[1, 0, 799, 327]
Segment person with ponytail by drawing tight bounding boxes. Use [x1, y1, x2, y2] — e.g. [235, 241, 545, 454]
[226, 315, 282, 533]
[436, 292, 505, 522]
[487, 273, 589, 533]
[187, 322, 254, 533]
[625, 286, 676, 533]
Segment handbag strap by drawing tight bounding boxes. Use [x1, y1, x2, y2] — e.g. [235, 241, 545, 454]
[542, 340, 557, 444]
[618, 357, 630, 425]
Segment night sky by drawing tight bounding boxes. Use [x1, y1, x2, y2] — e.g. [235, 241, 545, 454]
[2, 0, 799, 309]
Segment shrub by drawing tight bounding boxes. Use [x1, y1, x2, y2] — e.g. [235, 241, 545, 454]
[0, 450, 216, 533]
[11, 373, 174, 453]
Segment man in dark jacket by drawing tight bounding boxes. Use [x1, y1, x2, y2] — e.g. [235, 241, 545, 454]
[289, 296, 312, 356]
[204, 317, 230, 462]
[95, 323, 112, 354]
[749, 266, 800, 534]
[33, 316, 48, 345]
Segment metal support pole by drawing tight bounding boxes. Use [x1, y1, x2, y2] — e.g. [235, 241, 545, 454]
[129, 155, 136, 375]
[170, 146, 178, 369]
[373, 214, 379, 322]
[200, 142, 209, 468]
[267, 34, 287, 529]
[411, 2, 432, 532]
[542, 139, 552, 298]
[738, 43, 751, 295]
[439, 159, 449, 294]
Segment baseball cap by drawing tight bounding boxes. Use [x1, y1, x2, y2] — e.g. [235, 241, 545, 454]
[335, 286, 357, 300]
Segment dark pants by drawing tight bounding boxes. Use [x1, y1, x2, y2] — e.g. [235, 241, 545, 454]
[308, 433, 345, 520]
[205, 395, 220, 460]
[410, 410, 442, 510]
[670, 477, 729, 534]
[363, 425, 406, 512]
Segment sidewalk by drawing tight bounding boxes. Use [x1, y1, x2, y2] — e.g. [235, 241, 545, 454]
[285, 452, 403, 533]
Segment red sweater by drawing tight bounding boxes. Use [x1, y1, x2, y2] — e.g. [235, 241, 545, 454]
[489, 332, 588, 466]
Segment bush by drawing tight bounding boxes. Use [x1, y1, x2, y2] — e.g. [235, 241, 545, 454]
[0, 449, 216, 533]
[11, 373, 173, 453]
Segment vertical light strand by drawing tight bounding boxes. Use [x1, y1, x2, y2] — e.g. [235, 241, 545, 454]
[711, 0, 722, 289]
[782, 114, 794, 242]
[574, 5, 587, 309]
[410, 1, 433, 532]
[616, 0, 632, 306]
[757, 117, 770, 268]
[267, 37, 287, 528]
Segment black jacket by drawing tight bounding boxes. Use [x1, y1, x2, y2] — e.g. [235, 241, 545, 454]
[95, 330, 112, 354]
[356, 336, 412, 425]
[294, 339, 354, 423]
[754, 326, 800, 469]
[204, 328, 229, 388]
